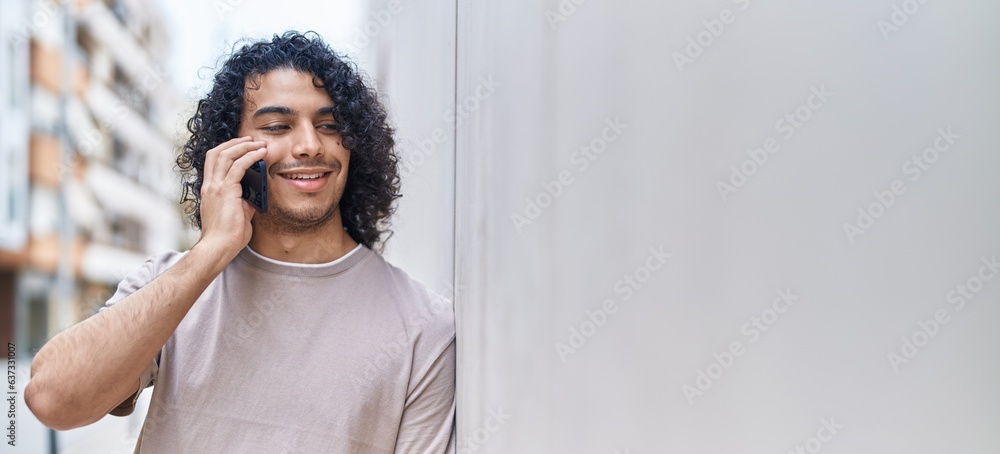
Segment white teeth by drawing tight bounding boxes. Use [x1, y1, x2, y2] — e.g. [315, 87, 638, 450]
[283, 173, 323, 180]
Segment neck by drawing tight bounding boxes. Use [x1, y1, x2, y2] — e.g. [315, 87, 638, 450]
[247, 208, 359, 264]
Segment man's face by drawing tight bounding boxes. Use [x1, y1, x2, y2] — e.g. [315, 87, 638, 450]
[237, 68, 350, 232]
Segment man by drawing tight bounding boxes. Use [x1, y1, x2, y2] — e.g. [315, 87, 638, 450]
[25, 31, 456, 453]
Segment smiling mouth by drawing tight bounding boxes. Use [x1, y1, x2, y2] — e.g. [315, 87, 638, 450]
[278, 172, 329, 180]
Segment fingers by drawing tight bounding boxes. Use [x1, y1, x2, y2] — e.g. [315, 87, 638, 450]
[203, 137, 267, 184]
[226, 147, 269, 185]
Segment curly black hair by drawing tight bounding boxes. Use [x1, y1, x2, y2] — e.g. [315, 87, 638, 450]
[177, 31, 400, 252]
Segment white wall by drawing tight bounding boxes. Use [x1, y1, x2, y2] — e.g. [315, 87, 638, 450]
[379, 0, 1000, 452]
[368, 0, 457, 301]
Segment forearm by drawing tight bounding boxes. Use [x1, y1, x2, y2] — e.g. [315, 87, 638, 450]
[25, 243, 233, 429]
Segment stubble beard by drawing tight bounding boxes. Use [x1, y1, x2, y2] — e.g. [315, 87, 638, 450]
[254, 193, 343, 235]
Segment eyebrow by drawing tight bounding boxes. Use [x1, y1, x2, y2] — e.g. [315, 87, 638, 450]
[252, 106, 294, 118]
[252, 106, 337, 119]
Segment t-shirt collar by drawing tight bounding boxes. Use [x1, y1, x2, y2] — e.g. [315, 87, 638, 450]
[237, 243, 367, 277]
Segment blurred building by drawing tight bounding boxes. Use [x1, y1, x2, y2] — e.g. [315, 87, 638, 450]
[0, 0, 188, 450]
[0, 0, 187, 349]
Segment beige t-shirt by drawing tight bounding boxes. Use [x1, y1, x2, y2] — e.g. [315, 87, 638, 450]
[104, 244, 456, 453]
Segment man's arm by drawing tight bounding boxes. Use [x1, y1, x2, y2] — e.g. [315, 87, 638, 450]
[24, 137, 269, 430]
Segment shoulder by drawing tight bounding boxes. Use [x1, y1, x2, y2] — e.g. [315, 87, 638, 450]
[105, 249, 188, 307]
[364, 251, 456, 343]
[145, 249, 188, 273]
[131, 250, 188, 283]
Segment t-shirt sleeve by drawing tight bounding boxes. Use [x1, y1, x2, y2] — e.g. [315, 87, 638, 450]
[100, 251, 182, 417]
[394, 339, 457, 454]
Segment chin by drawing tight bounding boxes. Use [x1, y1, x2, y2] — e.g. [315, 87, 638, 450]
[259, 199, 340, 231]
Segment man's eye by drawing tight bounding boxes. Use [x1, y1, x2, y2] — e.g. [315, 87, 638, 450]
[261, 125, 288, 131]
[318, 124, 338, 131]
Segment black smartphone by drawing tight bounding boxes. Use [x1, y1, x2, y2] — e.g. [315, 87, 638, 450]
[241, 160, 268, 213]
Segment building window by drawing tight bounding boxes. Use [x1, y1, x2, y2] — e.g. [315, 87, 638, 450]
[109, 0, 128, 25]
[0, 6, 30, 251]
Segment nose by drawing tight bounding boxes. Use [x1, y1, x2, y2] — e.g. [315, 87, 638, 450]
[292, 122, 322, 158]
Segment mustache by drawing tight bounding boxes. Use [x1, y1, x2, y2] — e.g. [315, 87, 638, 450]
[269, 160, 340, 174]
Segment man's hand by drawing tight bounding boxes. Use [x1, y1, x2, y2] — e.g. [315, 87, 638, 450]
[197, 136, 268, 258]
